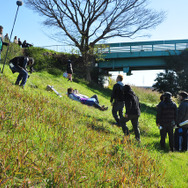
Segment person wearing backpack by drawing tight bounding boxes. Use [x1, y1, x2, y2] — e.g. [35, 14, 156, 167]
[110, 75, 124, 126]
[156, 92, 178, 152]
[120, 84, 141, 142]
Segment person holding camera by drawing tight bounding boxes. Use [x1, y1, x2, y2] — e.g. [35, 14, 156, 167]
[9, 56, 34, 87]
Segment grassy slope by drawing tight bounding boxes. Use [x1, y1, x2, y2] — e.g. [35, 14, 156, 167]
[0, 66, 188, 187]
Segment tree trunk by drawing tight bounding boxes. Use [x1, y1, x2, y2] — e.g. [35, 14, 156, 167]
[86, 67, 92, 82]
[81, 51, 94, 82]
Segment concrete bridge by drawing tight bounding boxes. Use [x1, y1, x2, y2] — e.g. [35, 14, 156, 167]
[98, 39, 188, 75]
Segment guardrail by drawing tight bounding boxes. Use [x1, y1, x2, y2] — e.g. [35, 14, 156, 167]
[98, 39, 188, 54]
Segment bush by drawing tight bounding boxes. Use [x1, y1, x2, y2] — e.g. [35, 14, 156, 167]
[1, 43, 23, 64]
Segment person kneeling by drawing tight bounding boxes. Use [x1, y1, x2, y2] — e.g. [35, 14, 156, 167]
[9, 56, 34, 88]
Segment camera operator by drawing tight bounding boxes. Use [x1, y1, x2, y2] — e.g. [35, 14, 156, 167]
[9, 56, 34, 88]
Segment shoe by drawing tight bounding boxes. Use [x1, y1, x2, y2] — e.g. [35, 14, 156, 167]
[101, 106, 108, 111]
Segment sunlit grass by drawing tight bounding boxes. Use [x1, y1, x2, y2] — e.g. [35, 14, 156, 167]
[0, 66, 187, 187]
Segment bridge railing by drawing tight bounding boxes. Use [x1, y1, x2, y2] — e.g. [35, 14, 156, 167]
[97, 39, 188, 54]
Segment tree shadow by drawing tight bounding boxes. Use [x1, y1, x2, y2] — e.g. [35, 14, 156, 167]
[86, 121, 117, 135]
[140, 103, 157, 116]
[141, 130, 159, 138]
[144, 140, 171, 153]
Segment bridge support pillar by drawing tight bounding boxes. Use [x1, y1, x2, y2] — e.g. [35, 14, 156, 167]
[123, 67, 132, 75]
[123, 67, 129, 73]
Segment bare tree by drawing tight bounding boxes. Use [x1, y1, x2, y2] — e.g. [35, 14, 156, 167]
[25, 0, 165, 81]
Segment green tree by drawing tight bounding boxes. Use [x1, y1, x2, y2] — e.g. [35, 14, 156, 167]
[25, 0, 165, 81]
[153, 49, 188, 95]
[153, 71, 179, 96]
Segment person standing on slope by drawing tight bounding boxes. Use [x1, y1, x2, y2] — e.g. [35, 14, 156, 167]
[120, 85, 141, 142]
[175, 91, 188, 151]
[67, 59, 73, 82]
[0, 25, 9, 64]
[156, 92, 177, 152]
[110, 74, 124, 126]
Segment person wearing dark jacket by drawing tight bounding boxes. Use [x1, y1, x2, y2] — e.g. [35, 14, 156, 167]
[176, 91, 188, 151]
[156, 92, 177, 151]
[110, 75, 124, 126]
[120, 85, 141, 142]
[67, 59, 73, 82]
[9, 56, 34, 87]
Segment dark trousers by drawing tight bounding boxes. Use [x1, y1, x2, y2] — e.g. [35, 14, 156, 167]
[182, 128, 188, 151]
[10, 64, 28, 87]
[160, 125, 174, 151]
[120, 115, 140, 141]
[112, 101, 124, 124]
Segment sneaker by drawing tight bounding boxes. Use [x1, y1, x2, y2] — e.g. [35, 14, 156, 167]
[101, 106, 108, 111]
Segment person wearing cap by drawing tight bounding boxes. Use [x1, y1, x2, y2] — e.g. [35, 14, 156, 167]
[156, 92, 178, 152]
[9, 56, 34, 87]
[156, 94, 165, 109]
[67, 59, 73, 82]
[0, 26, 9, 62]
[176, 91, 188, 151]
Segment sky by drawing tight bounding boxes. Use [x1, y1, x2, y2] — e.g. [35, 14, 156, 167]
[1, 0, 188, 86]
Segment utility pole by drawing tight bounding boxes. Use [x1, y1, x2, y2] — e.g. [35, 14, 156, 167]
[1, 1, 23, 73]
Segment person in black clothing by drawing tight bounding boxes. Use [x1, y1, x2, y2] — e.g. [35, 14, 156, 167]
[175, 91, 188, 151]
[18, 38, 22, 47]
[22, 40, 33, 48]
[9, 56, 34, 87]
[67, 59, 73, 81]
[156, 92, 178, 151]
[110, 75, 124, 126]
[120, 85, 141, 142]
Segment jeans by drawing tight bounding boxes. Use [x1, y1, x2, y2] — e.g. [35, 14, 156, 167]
[10, 65, 28, 86]
[112, 101, 124, 124]
[91, 95, 99, 104]
[89, 95, 101, 110]
[120, 115, 140, 140]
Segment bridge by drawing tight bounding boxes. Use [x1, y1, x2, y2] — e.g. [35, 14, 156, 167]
[98, 39, 188, 75]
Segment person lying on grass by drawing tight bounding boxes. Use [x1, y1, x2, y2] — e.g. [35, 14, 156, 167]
[67, 87, 108, 111]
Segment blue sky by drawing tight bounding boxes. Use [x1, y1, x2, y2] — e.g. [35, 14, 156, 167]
[1, 0, 188, 86]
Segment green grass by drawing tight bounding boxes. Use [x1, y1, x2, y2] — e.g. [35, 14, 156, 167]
[0, 65, 188, 187]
